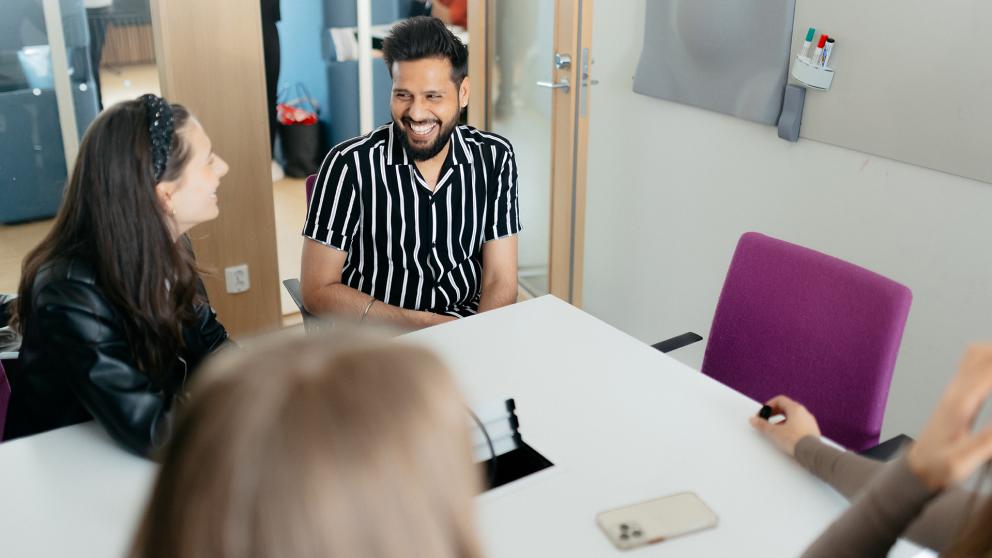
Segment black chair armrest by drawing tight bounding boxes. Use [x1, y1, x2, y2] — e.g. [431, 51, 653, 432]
[283, 278, 327, 334]
[282, 279, 312, 317]
[859, 434, 914, 462]
[0, 293, 16, 328]
[651, 332, 703, 354]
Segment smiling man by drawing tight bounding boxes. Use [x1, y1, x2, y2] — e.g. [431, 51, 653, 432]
[300, 16, 520, 328]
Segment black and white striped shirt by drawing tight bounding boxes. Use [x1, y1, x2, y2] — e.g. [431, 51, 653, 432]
[303, 122, 521, 317]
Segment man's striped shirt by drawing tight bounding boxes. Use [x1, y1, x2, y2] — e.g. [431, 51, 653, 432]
[302, 122, 521, 317]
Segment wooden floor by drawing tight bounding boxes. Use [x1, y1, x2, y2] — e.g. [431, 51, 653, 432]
[273, 177, 308, 316]
[0, 220, 52, 295]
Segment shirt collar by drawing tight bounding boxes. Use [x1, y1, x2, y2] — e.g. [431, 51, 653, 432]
[386, 122, 474, 166]
[449, 125, 474, 166]
[387, 122, 408, 166]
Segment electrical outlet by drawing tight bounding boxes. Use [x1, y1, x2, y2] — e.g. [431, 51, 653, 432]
[224, 264, 250, 294]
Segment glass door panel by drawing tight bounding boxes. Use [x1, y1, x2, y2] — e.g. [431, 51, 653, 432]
[490, 0, 554, 296]
[0, 0, 159, 293]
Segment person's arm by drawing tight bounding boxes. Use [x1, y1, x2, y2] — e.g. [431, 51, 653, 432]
[181, 279, 231, 372]
[801, 454, 940, 558]
[36, 280, 176, 456]
[478, 235, 518, 312]
[301, 145, 454, 329]
[754, 345, 992, 556]
[795, 437, 978, 552]
[477, 144, 521, 313]
[301, 239, 453, 329]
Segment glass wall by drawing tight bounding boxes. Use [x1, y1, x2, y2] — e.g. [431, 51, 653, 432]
[0, 0, 159, 294]
[490, 0, 554, 296]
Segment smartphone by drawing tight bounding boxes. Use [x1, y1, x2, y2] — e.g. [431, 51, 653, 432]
[596, 491, 718, 551]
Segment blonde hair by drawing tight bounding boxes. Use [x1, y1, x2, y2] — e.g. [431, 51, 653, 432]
[130, 331, 483, 558]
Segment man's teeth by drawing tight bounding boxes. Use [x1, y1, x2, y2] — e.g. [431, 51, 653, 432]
[410, 122, 437, 135]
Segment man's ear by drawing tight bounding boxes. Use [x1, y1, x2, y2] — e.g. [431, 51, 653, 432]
[459, 75, 470, 109]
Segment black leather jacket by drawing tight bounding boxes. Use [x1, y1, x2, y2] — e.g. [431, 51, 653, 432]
[4, 258, 229, 455]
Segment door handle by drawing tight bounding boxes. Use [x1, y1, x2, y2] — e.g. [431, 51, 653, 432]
[536, 79, 570, 93]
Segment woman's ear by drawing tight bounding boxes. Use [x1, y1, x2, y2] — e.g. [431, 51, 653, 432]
[155, 181, 177, 216]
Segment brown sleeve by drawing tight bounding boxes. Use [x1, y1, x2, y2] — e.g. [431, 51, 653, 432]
[795, 436, 981, 553]
[800, 454, 937, 558]
[794, 436, 885, 499]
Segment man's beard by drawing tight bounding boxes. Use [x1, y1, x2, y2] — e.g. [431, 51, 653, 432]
[395, 115, 459, 161]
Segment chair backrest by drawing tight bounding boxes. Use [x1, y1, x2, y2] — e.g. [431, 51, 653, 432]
[305, 174, 316, 207]
[0, 360, 10, 441]
[701, 232, 912, 451]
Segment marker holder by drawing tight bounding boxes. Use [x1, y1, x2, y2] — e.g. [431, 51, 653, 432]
[791, 55, 834, 91]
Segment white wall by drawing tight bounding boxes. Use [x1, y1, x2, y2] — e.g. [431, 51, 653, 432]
[583, 0, 992, 439]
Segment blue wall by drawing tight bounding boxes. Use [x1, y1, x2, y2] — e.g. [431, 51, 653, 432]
[277, 0, 418, 150]
[276, 0, 330, 148]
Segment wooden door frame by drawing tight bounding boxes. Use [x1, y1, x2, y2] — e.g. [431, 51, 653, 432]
[151, 0, 282, 337]
[467, 0, 592, 307]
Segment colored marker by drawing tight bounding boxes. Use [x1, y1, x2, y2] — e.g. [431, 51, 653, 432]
[799, 27, 816, 61]
[811, 34, 828, 67]
[820, 38, 836, 68]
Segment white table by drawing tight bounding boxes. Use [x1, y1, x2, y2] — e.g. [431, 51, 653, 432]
[0, 296, 927, 557]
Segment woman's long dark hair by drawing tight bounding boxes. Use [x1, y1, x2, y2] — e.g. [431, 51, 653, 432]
[14, 98, 201, 385]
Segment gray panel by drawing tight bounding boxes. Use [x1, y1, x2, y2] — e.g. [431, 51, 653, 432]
[0, 89, 68, 223]
[791, 0, 992, 185]
[325, 59, 393, 146]
[777, 84, 805, 141]
[632, 0, 796, 125]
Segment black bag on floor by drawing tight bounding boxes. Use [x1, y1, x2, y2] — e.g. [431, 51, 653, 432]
[280, 122, 320, 177]
[277, 83, 320, 178]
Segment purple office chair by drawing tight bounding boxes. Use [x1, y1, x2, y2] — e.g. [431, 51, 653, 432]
[305, 173, 316, 206]
[655, 232, 912, 452]
[0, 293, 16, 441]
[0, 360, 10, 441]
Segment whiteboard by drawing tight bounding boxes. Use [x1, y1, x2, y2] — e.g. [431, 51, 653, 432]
[633, 0, 796, 126]
[791, 0, 992, 184]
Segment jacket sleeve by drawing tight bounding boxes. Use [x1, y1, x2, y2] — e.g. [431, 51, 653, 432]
[181, 278, 231, 373]
[800, 454, 938, 558]
[795, 436, 980, 553]
[35, 280, 174, 456]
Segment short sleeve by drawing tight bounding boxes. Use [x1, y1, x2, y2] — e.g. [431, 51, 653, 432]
[302, 147, 361, 251]
[484, 147, 522, 242]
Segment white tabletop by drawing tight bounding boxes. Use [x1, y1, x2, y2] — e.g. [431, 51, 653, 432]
[0, 295, 927, 557]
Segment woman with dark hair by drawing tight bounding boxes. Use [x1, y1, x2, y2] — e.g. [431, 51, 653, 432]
[751, 344, 992, 557]
[6, 94, 231, 456]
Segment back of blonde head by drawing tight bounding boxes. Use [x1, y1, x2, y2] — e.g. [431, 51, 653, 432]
[130, 332, 483, 558]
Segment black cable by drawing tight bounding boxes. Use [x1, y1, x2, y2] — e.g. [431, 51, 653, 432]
[468, 406, 498, 488]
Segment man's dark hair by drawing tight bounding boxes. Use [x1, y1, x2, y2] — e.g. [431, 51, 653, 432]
[382, 16, 468, 85]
